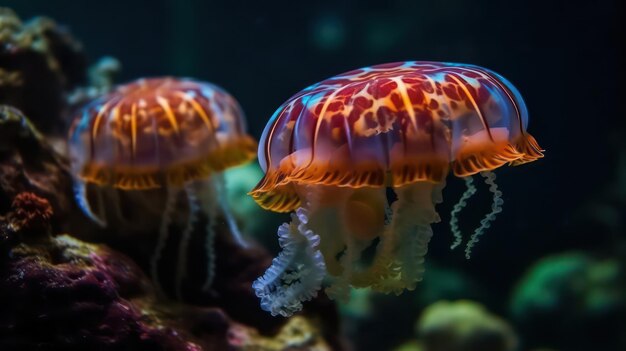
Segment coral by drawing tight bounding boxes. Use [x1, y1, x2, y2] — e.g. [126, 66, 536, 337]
[0, 8, 87, 134]
[67, 56, 121, 107]
[227, 316, 331, 351]
[416, 300, 518, 351]
[338, 263, 487, 351]
[0, 105, 78, 231]
[87, 56, 120, 91]
[510, 252, 626, 351]
[0, 230, 204, 350]
[393, 341, 424, 351]
[0, 208, 340, 350]
[8, 191, 53, 232]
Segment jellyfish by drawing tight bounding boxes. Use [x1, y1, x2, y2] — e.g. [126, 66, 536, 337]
[68, 77, 257, 297]
[249, 61, 543, 316]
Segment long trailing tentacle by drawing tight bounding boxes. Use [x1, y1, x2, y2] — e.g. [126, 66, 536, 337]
[109, 188, 131, 227]
[201, 213, 217, 292]
[212, 173, 248, 248]
[465, 171, 503, 259]
[73, 180, 106, 227]
[177, 175, 242, 294]
[150, 186, 178, 297]
[252, 206, 326, 317]
[175, 183, 201, 300]
[200, 178, 219, 292]
[449, 176, 477, 249]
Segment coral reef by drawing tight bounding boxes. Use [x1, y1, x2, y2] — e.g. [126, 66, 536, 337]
[228, 316, 331, 351]
[416, 300, 517, 351]
[0, 224, 201, 349]
[511, 252, 626, 351]
[0, 105, 78, 230]
[343, 264, 486, 351]
[0, 8, 343, 351]
[0, 189, 340, 350]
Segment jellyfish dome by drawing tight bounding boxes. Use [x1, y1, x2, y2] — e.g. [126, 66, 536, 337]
[249, 61, 543, 316]
[68, 77, 257, 297]
[69, 77, 256, 190]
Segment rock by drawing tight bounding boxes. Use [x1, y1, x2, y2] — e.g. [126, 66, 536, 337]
[0, 196, 339, 350]
[0, 105, 78, 232]
[0, 8, 87, 135]
[0, 228, 203, 350]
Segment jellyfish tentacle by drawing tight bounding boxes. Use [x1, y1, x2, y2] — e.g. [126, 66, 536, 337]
[150, 186, 178, 297]
[465, 171, 503, 259]
[326, 188, 381, 300]
[449, 176, 477, 250]
[199, 178, 219, 292]
[73, 179, 106, 227]
[109, 188, 134, 227]
[175, 182, 201, 300]
[326, 227, 370, 302]
[213, 173, 248, 248]
[384, 200, 393, 225]
[95, 185, 107, 224]
[252, 206, 326, 317]
[399, 222, 433, 290]
[395, 182, 443, 290]
[319, 196, 350, 300]
[175, 175, 241, 294]
[313, 206, 347, 278]
[110, 189, 125, 222]
[357, 182, 443, 293]
[354, 199, 402, 292]
[201, 214, 217, 292]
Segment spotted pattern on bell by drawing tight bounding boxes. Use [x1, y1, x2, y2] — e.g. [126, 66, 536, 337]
[252, 61, 543, 212]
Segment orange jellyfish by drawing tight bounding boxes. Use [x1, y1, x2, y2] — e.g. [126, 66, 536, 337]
[249, 61, 543, 316]
[68, 77, 257, 296]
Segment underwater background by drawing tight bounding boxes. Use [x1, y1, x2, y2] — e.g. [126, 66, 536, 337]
[0, 0, 624, 350]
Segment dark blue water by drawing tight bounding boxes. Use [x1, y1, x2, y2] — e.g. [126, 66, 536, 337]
[3, 1, 624, 350]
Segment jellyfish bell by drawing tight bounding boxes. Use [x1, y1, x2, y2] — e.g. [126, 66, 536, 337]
[68, 77, 257, 297]
[69, 78, 255, 191]
[250, 61, 543, 317]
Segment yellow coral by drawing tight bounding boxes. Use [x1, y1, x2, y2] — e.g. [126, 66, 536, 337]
[232, 316, 330, 351]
